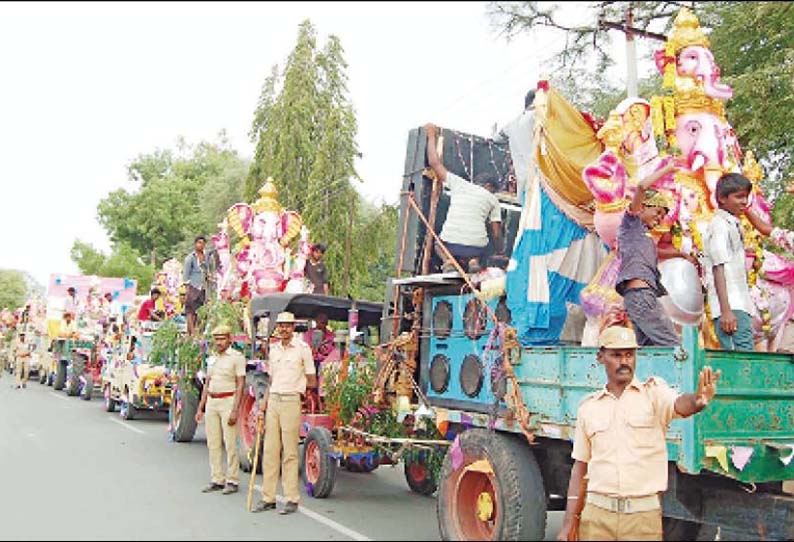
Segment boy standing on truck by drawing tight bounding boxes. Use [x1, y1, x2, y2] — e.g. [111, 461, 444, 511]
[557, 325, 720, 541]
[615, 161, 681, 346]
[424, 123, 504, 274]
[703, 173, 755, 351]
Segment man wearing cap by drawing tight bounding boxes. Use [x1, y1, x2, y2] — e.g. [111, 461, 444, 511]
[557, 325, 721, 541]
[615, 161, 688, 346]
[253, 312, 317, 515]
[195, 324, 247, 494]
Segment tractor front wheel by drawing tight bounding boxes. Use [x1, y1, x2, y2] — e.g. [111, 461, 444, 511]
[300, 427, 337, 499]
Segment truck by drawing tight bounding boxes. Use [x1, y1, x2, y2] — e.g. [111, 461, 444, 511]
[294, 123, 794, 541]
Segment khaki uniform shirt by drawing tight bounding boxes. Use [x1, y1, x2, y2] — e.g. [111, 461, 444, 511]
[207, 348, 246, 394]
[572, 377, 680, 497]
[268, 337, 315, 394]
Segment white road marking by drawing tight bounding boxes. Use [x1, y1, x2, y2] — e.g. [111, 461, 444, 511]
[108, 417, 146, 434]
[49, 392, 69, 401]
[254, 484, 372, 541]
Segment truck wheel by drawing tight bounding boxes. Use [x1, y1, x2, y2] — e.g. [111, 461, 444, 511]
[437, 429, 547, 541]
[121, 399, 137, 420]
[66, 374, 80, 396]
[300, 427, 337, 499]
[81, 375, 93, 401]
[404, 451, 438, 496]
[663, 517, 701, 541]
[39, 370, 47, 385]
[238, 372, 269, 473]
[104, 386, 117, 412]
[53, 362, 66, 390]
[169, 384, 198, 443]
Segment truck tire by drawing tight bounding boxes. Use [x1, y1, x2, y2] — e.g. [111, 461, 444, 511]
[53, 361, 66, 390]
[39, 369, 47, 384]
[81, 374, 93, 401]
[404, 450, 438, 496]
[300, 427, 337, 499]
[663, 517, 701, 541]
[67, 357, 85, 397]
[170, 384, 199, 443]
[237, 372, 269, 473]
[104, 386, 117, 412]
[437, 429, 547, 541]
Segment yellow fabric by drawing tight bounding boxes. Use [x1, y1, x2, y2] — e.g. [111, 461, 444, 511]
[535, 88, 602, 208]
[261, 395, 301, 504]
[205, 396, 240, 484]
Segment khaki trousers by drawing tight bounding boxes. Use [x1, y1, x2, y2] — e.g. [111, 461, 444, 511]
[579, 503, 662, 541]
[260, 394, 301, 504]
[205, 396, 240, 485]
[15, 359, 30, 387]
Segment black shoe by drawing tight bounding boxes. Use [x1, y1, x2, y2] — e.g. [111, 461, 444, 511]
[252, 501, 277, 513]
[221, 483, 239, 495]
[201, 482, 225, 493]
[279, 501, 298, 515]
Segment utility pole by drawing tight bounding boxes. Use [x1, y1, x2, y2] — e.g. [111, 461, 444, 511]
[625, 3, 638, 97]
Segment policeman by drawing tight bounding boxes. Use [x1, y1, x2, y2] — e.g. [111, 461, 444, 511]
[557, 325, 721, 541]
[253, 312, 316, 515]
[14, 333, 32, 389]
[196, 324, 246, 494]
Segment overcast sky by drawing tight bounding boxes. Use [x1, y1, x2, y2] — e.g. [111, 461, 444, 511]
[0, 1, 649, 289]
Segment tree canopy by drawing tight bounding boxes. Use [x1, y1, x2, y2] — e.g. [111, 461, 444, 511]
[0, 270, 29, 310]
[246, 20, 395, 300]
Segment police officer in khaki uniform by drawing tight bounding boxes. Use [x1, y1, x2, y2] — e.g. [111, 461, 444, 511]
[14, 333, 32, 389]
[196, 324, 247, 494]
[253, 312, 316, 515]
[558, 325, 721, 541]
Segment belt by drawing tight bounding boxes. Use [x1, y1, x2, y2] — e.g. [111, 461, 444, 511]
[586, 493, 660, 514]
[269, 392, 300, 401]
[208, 391, 235, 399]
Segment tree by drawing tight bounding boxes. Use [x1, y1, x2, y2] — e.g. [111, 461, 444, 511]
[0, 270, 29, 310]
[246, 20, 393, 300]
[95, 135, 249, 269]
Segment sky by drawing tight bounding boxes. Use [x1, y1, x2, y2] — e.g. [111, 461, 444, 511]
[0, 1, 652, 290]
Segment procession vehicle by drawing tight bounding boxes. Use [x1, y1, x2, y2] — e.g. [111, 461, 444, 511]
[303, 34, 794, 542]
[233, 293, 442, 485]
[103, 320, 178, 420]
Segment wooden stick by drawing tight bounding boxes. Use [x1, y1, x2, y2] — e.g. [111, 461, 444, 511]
[246, 415, 264, 511]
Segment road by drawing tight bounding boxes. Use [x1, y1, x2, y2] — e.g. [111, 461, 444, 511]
[0, 373, 563, 541]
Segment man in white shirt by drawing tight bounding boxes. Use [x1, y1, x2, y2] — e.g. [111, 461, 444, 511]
[424, 123, 503, 273]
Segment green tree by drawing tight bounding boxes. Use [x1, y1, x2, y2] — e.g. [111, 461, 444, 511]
[246, 20, 394, 300]
[0, 270, 29, 310]
[94, 134, 249, 269]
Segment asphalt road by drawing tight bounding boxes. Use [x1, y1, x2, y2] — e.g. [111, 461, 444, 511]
[0, 372, 562, 541]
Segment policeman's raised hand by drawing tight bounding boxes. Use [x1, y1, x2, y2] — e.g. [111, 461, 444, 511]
[695, 365, 721, 409]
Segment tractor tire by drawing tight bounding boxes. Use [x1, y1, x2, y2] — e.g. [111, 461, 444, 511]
[300, 426, 337, 499]
[67, 357, 85, 397]
[169, 383, 198, 443]
[404, 450, 438, 496]
[39, 370, 47, 385]
[53, 361, 66, 390]
[437, 429, 547, 541]
[237, 372, 269, 473]
[104, 386, 117, 412]
[81, 374, 93, 401]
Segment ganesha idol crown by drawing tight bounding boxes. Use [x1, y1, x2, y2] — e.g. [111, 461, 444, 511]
[667, 7, 709, 54]
[253, 177, 283, 214]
